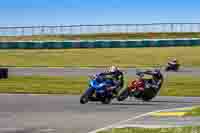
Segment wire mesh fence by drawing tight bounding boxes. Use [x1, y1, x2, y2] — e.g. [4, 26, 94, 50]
[0, 23, 200, 36]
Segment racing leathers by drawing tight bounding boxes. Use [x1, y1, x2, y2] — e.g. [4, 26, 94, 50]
[98, 70, 124, 94]
[143, 70, 164, 89]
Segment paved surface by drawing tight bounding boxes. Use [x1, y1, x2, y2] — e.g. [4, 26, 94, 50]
[8, 67, 200, 77]
[0, 95, 199, 133]
[2, 67, 200, 133]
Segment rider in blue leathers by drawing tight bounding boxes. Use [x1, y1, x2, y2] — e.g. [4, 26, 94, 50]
[98, 66, 124, 94]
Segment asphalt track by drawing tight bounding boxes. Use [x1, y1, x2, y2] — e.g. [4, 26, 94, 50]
[0, 95, 199, 133]
[0, 67, 200, 133]
[8, 67, 200, 77]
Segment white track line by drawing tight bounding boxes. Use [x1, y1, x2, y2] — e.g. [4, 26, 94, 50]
[115, 124, 181, 129]
[88, 106, 193, 133]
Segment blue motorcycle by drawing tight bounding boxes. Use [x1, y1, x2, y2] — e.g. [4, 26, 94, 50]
[80, 75, 116, 104]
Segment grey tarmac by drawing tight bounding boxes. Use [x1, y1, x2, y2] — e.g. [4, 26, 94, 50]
[1, 67, 200, 133]
[0, 95, 199, 133]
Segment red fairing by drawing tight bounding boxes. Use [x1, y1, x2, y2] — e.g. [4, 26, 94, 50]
[128, 79, 145, 91]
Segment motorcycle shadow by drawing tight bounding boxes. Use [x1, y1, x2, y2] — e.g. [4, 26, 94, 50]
[110, 102, 158, 106]
[87, 100, 158, 106]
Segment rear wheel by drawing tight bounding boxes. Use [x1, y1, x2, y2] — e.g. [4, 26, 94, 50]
[101, 97, 111, 104]
[117, 88, 129, 101]
[142, 96, 153, 102]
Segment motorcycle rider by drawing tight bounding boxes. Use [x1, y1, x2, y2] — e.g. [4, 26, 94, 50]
[128, 72, 145, 97]
[143, 69, 163, 89]
[98, 66, 124, 94]
[168, 58, 179, 66]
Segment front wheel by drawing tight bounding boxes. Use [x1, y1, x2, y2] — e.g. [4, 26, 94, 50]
[80, 88, 94, 104]
[80, 95, 89, 104]
[117, 88, 129, 101]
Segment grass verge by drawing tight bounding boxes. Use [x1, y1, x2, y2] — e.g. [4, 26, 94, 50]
[0, 75, 200, 96]
[160, 75, 200, 97]
[0, 47, 200, 67]
[185, 107, 200, 116]
[98, 126, 200, 133]
[0, 76, 88, 94]
[1, 32, 200, 41]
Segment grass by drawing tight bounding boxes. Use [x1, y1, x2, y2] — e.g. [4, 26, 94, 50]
[0, 76, 88, 94]
[0, 47, 200, 67]
[0, 32, 200, 41]
[185, 107, 200, 116]
[0, 75, 200, 96]
[160, 75, 200, 97]
[97, 126, 200, 133]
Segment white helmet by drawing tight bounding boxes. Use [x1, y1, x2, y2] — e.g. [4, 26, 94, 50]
[172, 58, 177, 62]
[109, 66, 118, 72]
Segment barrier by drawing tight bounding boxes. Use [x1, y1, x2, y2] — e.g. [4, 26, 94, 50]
[0, 39, 199, 49]
[0, 68, 8, 79]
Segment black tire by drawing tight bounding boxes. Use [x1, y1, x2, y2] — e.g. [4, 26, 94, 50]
[80, 89, 94, 104]
[101, 97, 111, 104]
[80, 94, 89, 104]
[117, 88, 129, 101]
[142, 87, 156, 102]
[142, 96, 153, 102]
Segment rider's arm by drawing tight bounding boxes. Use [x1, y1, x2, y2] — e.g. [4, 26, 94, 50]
[119, 72, 124, 87]
[143, 70, 154, 76]
[98, 71, 112, 76]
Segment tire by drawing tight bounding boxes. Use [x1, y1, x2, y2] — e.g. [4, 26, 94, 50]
[101, 97, 111, 104]
[142, 87, 156, 102]
[80, 88, 94, 104]
[117, 88, 129, 101]
[80, 94, 89, 104]
[142, 96, 153, 102]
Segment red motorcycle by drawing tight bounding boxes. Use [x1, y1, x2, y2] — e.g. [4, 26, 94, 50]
[117, 71, 163, 102]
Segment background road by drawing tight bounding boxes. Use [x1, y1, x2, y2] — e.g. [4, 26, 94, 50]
[8, 67, 200, 77]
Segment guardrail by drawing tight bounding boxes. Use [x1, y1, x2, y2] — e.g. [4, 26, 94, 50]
[0, 39, 199, 49]
[0, 23, 200, 36]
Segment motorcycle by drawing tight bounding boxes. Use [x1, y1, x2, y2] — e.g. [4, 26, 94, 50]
[80, 75, 117, 104]
[117, 71, 163, 102]
[165, 62, 180, 72]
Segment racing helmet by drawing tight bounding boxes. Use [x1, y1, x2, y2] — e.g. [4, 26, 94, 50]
[153, 69, 161, 75]
[172, 58, 177, 62]
[109, 66, 119, 73]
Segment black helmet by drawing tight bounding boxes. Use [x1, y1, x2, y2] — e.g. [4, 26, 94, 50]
[153, 69, 161, 75]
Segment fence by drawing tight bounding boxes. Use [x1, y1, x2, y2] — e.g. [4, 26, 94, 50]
[0, 23, 200, 36]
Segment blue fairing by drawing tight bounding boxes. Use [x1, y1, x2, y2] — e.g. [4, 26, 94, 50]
[89, 78, 112, 95]
[90, 80, 106, 90]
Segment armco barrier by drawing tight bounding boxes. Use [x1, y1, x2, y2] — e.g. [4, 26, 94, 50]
[0, 39, 200, 49]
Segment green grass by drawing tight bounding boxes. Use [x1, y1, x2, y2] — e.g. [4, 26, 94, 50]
[160, 75, 200, 97]
[1, 32, 200, 41]
[0, 76, 88, 94]
[0, 75, 200, 96]
[0, 47, 200, 67]
[186, 107, 200, 116]
[98, 126, 200, 133]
